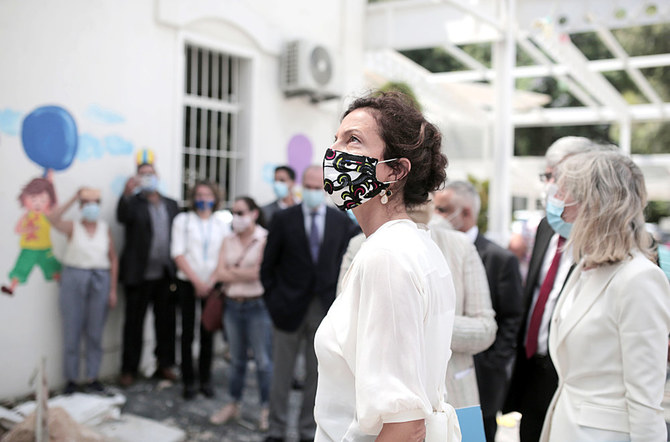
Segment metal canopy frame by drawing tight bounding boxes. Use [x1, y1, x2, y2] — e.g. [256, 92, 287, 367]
[364, 0, 670, 239]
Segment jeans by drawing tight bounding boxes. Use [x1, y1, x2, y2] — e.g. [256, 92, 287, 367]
[223, 297, 273, 405]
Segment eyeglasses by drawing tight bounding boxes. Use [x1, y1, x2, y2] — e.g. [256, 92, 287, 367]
[539, 172, 553, 183]
[232, 211, 247, 216]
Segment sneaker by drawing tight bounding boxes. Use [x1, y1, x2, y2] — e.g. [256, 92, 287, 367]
[86, 380, 105, 393]
[259, 407, 270, 432]
[64, 381, 78, 395]
[209, 403, 240, 425]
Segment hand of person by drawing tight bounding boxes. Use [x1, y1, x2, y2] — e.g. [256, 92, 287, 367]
[108, 290, 117, 309]
[123, 176, 140, 196]
[217, 267, 233, 283]
[194, 280, 212, 298]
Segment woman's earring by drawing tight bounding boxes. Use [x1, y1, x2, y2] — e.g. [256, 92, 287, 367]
[380, 189, 392, 205]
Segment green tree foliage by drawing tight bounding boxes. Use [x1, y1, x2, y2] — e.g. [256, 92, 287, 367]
[467, 174, 489, 232]
[378, 81, 422, 111]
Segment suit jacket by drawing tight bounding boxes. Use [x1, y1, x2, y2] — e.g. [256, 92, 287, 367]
[261, 200, 282, 225]
[540, 251, 670, 441]
[504, 217, 558, 414]
[473, 233, 523, 418]
[116, 193, 179, 286]
[261, 204, 355, 332]
[431, 228, 497, 408]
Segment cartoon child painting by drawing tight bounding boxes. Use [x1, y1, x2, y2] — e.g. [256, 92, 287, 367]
[1, 174, 61, 295]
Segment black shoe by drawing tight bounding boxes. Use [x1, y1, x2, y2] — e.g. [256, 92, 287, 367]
[86, 380, 105, 393]
[183, 384, 197, 400]
[291, 377, 304, 390]
[299, 439, 314, 442]
[264, 438, 285, 442]
[200, 383, 215, 398]
[152, 367, 178, 381]
[64, 381, 78, 395]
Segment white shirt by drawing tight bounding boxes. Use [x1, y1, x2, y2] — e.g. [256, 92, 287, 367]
[525, 233, 573, 355]
[170, 211, 230, 282]
[314, 220, 456, 441]
[62, 220, 110, 269]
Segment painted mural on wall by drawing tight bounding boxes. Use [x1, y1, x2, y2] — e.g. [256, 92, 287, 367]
[262, 133, 314, 189]
[0, 104, 135, 295]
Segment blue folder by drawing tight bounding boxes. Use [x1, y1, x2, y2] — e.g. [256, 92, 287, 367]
[455, 405, 486, 442]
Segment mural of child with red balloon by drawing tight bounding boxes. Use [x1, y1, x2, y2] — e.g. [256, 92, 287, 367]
[1, 105, 78, 295]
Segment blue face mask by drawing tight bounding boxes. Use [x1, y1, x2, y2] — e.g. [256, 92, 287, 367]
[195, 200, 215, 211]
[273, 181, 290, 199]
[81, 203, 100, 222]
[140, 174, 158, 193]
[546, 195, 573, 239]
[303, 189, 324, 210]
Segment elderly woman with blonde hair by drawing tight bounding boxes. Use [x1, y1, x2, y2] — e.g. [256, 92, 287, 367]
[540, 150, 670, 441]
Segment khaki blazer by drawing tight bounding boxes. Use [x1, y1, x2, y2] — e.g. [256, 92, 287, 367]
[540, 251, 670, 442]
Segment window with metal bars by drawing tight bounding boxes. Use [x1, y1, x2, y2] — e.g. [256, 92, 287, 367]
[182, 43, 244, 207]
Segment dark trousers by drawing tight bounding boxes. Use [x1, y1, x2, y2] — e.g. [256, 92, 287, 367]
[121, 278, 176, 375]
[176, 279, 213, 386]
[518, 355, 558, 442]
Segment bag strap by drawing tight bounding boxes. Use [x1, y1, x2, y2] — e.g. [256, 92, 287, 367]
[233, 237, 258, 268]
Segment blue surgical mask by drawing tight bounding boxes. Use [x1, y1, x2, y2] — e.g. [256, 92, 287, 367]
[273, 181, 290, 200]
[303, 189, 324, 210]
[546, 195, 574, 239]
[195, 200, 214, 211]
[140, 174, 158, 192]
[81, 203, 100, 222]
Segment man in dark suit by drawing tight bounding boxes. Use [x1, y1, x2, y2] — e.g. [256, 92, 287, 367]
[261, 165, 355, 442]
[434, 181, 523, 442]
[261, 165, 298, 224]
[117, 157, 180, 387]
[503, 136, 595, 441]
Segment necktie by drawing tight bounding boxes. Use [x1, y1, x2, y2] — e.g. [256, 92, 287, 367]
[309, 212, 320, 262]
[525, 236, 566, 359]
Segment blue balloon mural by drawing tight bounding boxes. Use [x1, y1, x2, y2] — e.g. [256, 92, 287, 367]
[21, 106, 78, 171]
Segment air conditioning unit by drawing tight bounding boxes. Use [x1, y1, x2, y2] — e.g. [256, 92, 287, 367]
[280, 40, 341, 103]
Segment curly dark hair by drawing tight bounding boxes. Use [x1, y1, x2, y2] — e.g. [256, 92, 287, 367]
[342, 91, 448, 207]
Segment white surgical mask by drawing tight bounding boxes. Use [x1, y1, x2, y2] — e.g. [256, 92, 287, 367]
[231, 214, 252, 233]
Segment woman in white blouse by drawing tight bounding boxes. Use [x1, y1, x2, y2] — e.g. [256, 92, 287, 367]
[540, 150, 670, 441]
[316, 92, 457, 441]
[171, 181, 229, 399]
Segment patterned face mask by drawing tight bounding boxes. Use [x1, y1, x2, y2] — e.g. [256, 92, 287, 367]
[322, 148, 397, 210]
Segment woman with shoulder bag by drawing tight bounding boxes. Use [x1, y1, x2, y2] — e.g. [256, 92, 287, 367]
[170, 180, 229, 399]
[209, 196, 272, 431]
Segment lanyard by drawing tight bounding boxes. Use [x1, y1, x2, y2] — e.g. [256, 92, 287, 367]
[196, 214, 213, 263]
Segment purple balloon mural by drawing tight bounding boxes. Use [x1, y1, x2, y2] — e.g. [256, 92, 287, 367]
[287, 134, 313, 184]
[21, 105, 78, 172]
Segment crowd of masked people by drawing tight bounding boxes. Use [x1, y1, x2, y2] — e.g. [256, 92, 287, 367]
[52, 130, 670, 441]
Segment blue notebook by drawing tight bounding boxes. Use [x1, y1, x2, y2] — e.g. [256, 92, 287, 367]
[455, 405, 486, 442]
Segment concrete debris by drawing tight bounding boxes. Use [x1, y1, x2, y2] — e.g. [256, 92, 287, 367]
[2, 406, 103, 442]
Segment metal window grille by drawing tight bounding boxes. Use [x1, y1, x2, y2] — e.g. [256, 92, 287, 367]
[182, 43, 243, 207]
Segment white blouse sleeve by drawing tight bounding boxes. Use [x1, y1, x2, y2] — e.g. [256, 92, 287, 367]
[170, 212, 187, 259]
[354, 249, 432, 435]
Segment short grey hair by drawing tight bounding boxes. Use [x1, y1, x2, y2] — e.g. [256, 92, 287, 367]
[444, 180, 481, 217]
[545, 136, 596, 169]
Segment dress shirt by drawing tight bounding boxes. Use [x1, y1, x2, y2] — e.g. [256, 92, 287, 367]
[171, 211, 231, 283]
[524, 234, 573, 355]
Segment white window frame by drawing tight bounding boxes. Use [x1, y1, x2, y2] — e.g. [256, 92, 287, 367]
[175, 32, 254, 208]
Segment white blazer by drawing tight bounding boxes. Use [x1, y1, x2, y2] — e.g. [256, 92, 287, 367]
[540, 251, 670, 442]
